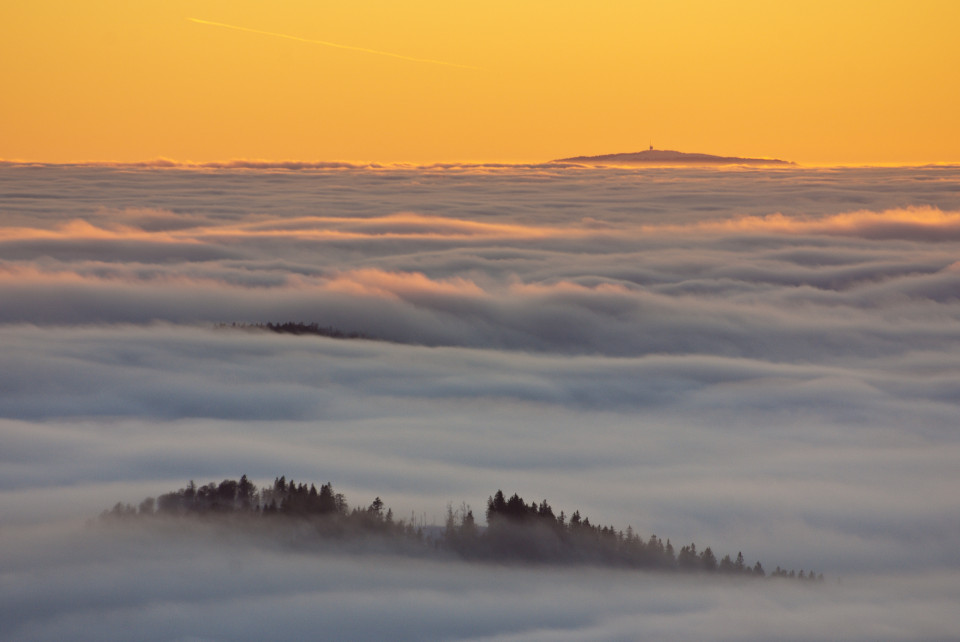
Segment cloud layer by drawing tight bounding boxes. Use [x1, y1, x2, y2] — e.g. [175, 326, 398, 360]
[4, 522, 958, 641]
[1, 163, 959, 639]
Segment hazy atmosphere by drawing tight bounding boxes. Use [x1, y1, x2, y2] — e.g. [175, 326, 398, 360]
[4, 1, 959, 164]
[3, 0, 960, 638]
[1, 162, 959, 639]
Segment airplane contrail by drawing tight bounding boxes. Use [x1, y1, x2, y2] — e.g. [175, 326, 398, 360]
[188, 17, 480, 70]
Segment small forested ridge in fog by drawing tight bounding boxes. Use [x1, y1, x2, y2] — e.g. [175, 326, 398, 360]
[217, 322, 372, 341]
[102, 475, 823, 582]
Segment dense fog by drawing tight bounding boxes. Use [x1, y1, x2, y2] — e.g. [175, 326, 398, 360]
[1, 163, 958, 639]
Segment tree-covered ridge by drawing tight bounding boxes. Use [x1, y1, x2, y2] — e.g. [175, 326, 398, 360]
[102, 476, 823, 582]
[216, 322, 371, 340]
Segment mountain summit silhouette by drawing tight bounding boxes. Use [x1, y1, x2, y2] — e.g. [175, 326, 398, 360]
[554, 149, 793, 166]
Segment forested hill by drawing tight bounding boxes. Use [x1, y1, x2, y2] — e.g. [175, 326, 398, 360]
[217, 322, 372, 340]
[102, 475, 822, 582]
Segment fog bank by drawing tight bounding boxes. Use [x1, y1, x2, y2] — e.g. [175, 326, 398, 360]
[1, 163, 958, 639]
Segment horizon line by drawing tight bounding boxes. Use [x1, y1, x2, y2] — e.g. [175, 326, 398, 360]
[3, 157, 960, 171]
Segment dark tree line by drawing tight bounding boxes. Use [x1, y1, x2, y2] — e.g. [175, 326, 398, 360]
[216, 322, 370, 340]
[106, 475, 424, 541]
[102, 476, 823, 582]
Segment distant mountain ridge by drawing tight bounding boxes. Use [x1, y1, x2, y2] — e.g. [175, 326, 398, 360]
[554, 149, 794, 166]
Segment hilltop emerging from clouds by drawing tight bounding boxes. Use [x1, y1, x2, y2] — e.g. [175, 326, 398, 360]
[554, 149, 794, 166]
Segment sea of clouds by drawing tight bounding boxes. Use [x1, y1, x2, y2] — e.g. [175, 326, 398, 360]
[1, 162, 959, 640]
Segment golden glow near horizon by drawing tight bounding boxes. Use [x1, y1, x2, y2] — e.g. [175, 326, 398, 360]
[2, 0, 958, 164]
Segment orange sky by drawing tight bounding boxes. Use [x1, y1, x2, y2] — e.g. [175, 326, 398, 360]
[2, 0, 958, 165]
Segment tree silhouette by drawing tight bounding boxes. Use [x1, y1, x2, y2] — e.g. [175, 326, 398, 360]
[105, 476, 821, 582]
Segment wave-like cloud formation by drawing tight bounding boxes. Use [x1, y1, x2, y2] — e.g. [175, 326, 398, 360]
[8, 206, 960, 241]
[1, 198, 958, 361]
[700, 207, 960, 241]
[1, 164, 960, 639]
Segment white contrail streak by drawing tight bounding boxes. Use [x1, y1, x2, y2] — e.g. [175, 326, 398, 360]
[188, 17, 480, 70]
